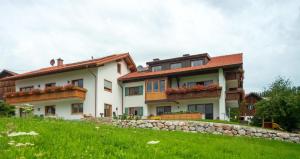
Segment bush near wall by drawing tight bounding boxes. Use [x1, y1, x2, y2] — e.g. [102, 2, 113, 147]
[0, 100, 15, 117]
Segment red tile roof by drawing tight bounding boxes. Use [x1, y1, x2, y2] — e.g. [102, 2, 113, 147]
[1, 53, 136, 81]
[119, 53, 243, 81]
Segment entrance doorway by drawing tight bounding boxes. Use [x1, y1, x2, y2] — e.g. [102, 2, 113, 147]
[45, 105, 56, 116]
[104, 104, 112, 117]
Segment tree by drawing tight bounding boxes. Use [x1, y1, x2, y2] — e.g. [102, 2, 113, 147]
[253, 77, 300, 131]
[0, 101, 15, 117]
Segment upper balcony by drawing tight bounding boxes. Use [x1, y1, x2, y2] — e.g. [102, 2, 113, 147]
[165, 84, 222, 101]
[225, 69, 244, 89]
[145, 77, 222, 103]
[4, 85, 87, 104]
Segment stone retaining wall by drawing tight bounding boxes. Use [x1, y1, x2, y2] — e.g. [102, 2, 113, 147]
[113, 120, 300, 144]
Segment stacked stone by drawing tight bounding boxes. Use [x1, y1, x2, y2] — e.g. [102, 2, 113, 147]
[113, 120, 300, 144]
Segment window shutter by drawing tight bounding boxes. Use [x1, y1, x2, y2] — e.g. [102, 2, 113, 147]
[125, 108, 129, 115]
[125, 87, 129, 96]
[138, 107, 143, 116]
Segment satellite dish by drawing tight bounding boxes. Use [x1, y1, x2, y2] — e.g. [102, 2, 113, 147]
[50, 59, 55, 66]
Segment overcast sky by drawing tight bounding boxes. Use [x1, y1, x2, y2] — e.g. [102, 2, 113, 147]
[0, 0, 299, 92]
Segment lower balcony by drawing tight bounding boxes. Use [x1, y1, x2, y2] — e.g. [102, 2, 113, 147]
[4, 85, 87, 104]
[145, 84, 222, 103]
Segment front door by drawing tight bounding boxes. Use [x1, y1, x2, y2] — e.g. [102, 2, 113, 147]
[45, 105, 56, 116]
[104, 104, 112, 117]
[188, 104, 214, 120]
[205, 104, 213, 120]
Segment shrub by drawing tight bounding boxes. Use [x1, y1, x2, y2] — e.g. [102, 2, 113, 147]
[0, 101, 15, 117]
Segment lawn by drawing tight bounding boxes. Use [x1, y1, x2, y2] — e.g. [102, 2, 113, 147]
[0, 118, 299, 159]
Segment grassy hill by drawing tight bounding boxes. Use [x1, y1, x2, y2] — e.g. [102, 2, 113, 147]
[0, 118, 299, 159]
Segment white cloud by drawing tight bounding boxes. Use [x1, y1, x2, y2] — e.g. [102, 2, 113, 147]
[0, 0, 299, 92]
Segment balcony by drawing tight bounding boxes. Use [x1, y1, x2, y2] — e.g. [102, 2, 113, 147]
[146, 84, 222, 103]
[166, 84, 222, 101]
[226, 89, 244, 101]
[4, 85, 87, 104]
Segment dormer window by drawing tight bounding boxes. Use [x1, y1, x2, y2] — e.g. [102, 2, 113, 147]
[170, 63, 182, 69]
[191, 59, 203, 67]
[152, 66, 162, 72]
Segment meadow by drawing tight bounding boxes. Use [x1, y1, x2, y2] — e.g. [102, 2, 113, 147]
[0, 118, 300, 159]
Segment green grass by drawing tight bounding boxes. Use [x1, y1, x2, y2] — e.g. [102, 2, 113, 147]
[196, 119, 241, 125]
[0, 118, 299, 159]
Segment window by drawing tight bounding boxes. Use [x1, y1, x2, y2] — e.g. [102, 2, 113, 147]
[20, 86, 34, 92]
[146, 81, 152, 92]
[187, 80, 213, 87]
[72, 79, 83, 88]
[170, 63, 182, 69]
[152, 66, 162, 72]
[191, 60, 204, 67]
[45, 105, 56, 116]
[153, 80, 159, 92]
[188, 104, 213, 119]
[45, 83, 56, 88]
[204, 80, 213, 86]
[104, 80, 112, 92]
[160, 80, 166, 92]
[125, 86, 143, 96]
[71, 103, 83, 114]
[156, 106, 171, 115]
[146, 79, 166, 92]
[247, 105, 254, 110]
[117, 63, 121, 74]
[126, 107, 143, 116]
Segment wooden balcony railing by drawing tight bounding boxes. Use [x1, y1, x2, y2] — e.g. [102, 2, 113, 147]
[4, 85, 87, 104]
[226, 89, 244, 101]
[166, 84, 222, 101]
[225, 70, 244, 81]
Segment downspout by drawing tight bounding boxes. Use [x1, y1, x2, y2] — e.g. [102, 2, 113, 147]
[86, 67, 97, 117]
[120, 84, 124, 115]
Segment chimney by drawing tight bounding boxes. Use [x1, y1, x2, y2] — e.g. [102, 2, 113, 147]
[57, 58, 64, 66]
[153, 58, 160, 61]
[183, 54, 190, 57]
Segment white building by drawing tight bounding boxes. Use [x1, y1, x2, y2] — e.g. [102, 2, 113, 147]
[3, 53, 136, 119]
[119, 53, 244, 120]
[3, 52, 244, 120]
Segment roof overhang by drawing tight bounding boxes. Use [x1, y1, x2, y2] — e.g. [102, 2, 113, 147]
[120, 63, 242, 82]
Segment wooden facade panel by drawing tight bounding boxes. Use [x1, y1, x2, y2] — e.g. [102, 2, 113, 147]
[0, 80, 16, 100]
[148, 56, 208, 72]
[240, 94, 261, 116]
[145, 92, 167, 101]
